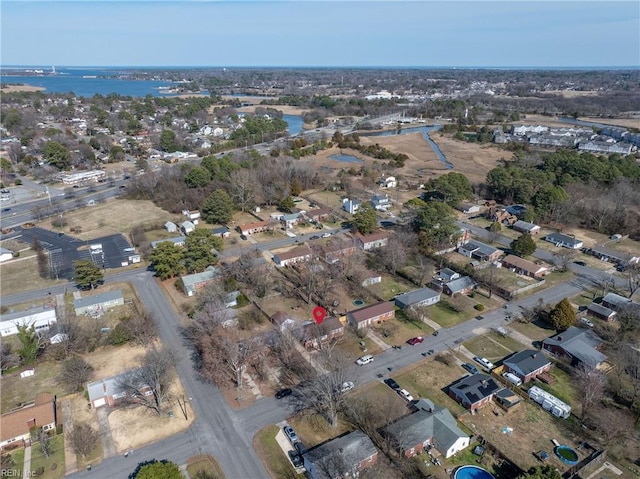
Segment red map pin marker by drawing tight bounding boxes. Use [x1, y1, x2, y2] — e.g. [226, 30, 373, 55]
[313, 306, 326, 325]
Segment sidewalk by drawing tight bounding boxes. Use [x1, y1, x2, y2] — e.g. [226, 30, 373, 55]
[61, 399, 78, 475]
[365, 329, 391, 351]
[22, 446, 31, 479]
[293, 341, 328, 374]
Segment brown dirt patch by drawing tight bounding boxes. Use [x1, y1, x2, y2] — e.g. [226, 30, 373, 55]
[580, 117, 640, 129]
[82, 344, 147, 379]
[57, 199, 172, 240]
[1, 84, 46, 93]
[236, 104, 310, 116]
[107, 379, 195, 453]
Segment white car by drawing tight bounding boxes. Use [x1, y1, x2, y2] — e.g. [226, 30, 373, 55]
[340, 381, 354, 393]
[474, 356, 495, 371]
[321, 233, 331, 238]
[398, 389, 414, 401]
[356, 354, 374, 366]
[580, 317, 594, 327]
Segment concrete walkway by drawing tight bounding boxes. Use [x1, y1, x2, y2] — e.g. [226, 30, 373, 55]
[365, 329, 391, 351]
[241, 370, 263, 400]
[179, 464, 190, 479]
[61, 399, 78, 475]
[22, 446, 31, 479]
[421, 315, 441, 331]
[293, 341, 328, 374]
[96, 408, 117, 457]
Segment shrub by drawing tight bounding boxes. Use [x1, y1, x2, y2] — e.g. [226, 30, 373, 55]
[474, 303, 485, 311]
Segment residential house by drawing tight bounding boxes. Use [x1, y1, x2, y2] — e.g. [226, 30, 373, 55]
[353, 231, 389, 251]
[383, 398, 470, 458]
[211, 226, 230, 238]
[511, 125, 548, 136]
[542, 326, 607, 369]
[74, 290, 124, 316]
[502, 350, 552, 383]
[182, 210, 201, 224]
[164, 221, 178, 233]
[487, 208, 518, 226]
[237, 220, 270, 236]
[448, 374, 503, 411]
[0, 247, 14, 262]
[347, 301, 395, 329]
[458, 240, 504, 263]
[586, 302, 617, 322]
[602, 292, 639, 312]
[379, 176, 397, 188]
[280, 212, 303, 229]
[273, 245, 312, 267]
[0, 306, 57, 337]
[342, 198, 361, 214]
[494, 388, 522, 411]
[301, 317, 345, 349]
[270, 311, 297, 332]
[456, 203, 481, 215]
[442, 276, 476, 296]
[321, 239, 357, 264]
[150, 236, 186, 248]
[180, 266, 221, 297]
[0, 394, 56, 450]
[545, 232, 583, 249]
[512, 220, 540, 235]
[586, 245, 639, 266]
[87, 370, 153, 409]
[305, 207, 333, 223]
[370, 194, 391, 211]
[181, 221, 196, 235]
[303, 430, 379, 479]
[438, 268, 460, 283]
[394, 288, 441, 309]
[501, 255, 551, 279]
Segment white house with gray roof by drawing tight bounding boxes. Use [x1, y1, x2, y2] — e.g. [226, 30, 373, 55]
[384, 398, 469, 458]
[0, 306, 57, 337]
[394, 287, 440, 309]
[74, 290, 124, 316]
[150, 236, 187, 249]
[545, 232, 583, 249]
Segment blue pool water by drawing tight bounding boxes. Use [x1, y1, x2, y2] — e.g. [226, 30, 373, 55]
[329, 154, 364, 163]
[454, 465, 496, 479]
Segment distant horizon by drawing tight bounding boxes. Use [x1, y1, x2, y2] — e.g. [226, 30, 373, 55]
[2, 2, 638, 68]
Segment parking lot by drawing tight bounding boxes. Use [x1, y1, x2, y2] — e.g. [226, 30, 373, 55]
[14, 226, 134, 280]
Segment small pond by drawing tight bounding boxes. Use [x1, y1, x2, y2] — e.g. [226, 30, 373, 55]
[330, 154, 364, 164]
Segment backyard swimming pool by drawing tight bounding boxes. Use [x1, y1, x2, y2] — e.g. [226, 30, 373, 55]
[453, 465, 496, 479]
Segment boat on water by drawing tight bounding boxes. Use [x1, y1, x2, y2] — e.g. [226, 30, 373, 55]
[83, 75, 98, 79]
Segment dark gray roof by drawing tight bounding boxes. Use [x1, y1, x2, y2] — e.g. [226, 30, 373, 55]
[602, 292, 637, 310]
[449, 374, 502, 405]
[459, 240, 501, 258]
[445, 276, 476, 294]
[394, 287, 440, 308]
[545, 232, 582, 246]
[513, 220, 539, 231]
[304, 430, 377, 479]
[503, 349, 550, 376]
[384, 401, 467, 455]
[542, 326, 606, 366]
[211, 226, 230, 235]
[587, 302, 616, 318]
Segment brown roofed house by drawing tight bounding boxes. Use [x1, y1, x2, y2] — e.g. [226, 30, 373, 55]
[301, 316, 345, 349]
[273, 245, 312, 267]
[1, 394, 57, 450]
[501, 255, 551, 279]
[237, 220, 270, 235]
[347, 301, 395, 329]
[353, 231, 389, 251]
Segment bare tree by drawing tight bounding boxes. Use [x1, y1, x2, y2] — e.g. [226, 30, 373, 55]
[554, 249, 576, 272]
[117, 347, 177, 415]
[122, 309, 157, 346]
[575, 361, 605, 420]
[228, 169, 257, 212]
[0, 342, 20, 372]
[69, 423, 100, 458]
[33, 428, 52, 458]
[271, 330, 315, 385]
[59, 356, 94, 392]
[623, 263, 640, 299]
[587, 406, 633, 446]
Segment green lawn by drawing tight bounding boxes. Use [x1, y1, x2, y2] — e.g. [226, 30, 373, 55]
[1, 362, 71, 414]
[334, 327, 382, 361]
[510, 320, 556, 342]
[3, 447, 25, 476]
[253, 425, 297, 479]
[366, 275, 415, 300]
[186, 455, 225, 479]
[530, 367, 578, 408]
[374, 309, 433, 346]
[488, 331, 530, 352]
[463, 335, 513, 363]
[29, 435, 64, 479]
[426, 300, 477, 328]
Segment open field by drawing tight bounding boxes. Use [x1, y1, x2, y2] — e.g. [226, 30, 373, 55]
[463, 335, 514, 364]
[334, 326, 383, 360]
[510, 319, 557, 343]
[0, 84, 46, 92]
[1, 361, 71, 414]
[373, 310, 434, 346]
[366, 274, 415, 300]
[58, 199, 172, 240]
[288, 415, 353, 449]
[0, 255, 65, 296]
[580, 116, 640, 129]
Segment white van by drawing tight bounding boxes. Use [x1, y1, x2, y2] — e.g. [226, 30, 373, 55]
[356, 354, 374, 366]
[502, 372, 523, 387]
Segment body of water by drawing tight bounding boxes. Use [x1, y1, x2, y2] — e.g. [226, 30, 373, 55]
[329, 154, 364, 163]
[283, 114, 304, 136]
[1, 67, 175, 97]
[364, 125, 453, 169]
[558, 116, 630, 130]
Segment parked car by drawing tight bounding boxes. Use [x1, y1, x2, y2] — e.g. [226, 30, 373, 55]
[432, 330, 439, 336]
[476, 315, 484, 320]
[573, 260, 587, 267]
[294, 441, 307, 456]
[406, 336, 424, 345]
[321, 233, 331, 238]
[356, 354, 374, 366]
[462, 363, 479, 374]
[240, 234, 248, 240]
[397, 389, 414, 401]
[340, 381, 354, 393]
[502, 372, 523, 386]
[384, 378, 400, 390]
[474, 356, 495, 371]
[275, 388, 293, 399]
[580, 317, 594, 328]
[288, 450, 303, 468]
[283, 426, 298, 444]
[310, 235, 320, 240]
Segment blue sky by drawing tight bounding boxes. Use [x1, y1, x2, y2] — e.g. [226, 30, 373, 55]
[1, 1, 638, 67]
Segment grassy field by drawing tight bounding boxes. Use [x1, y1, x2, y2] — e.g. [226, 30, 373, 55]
[463, 335, 514, 364]
[1, 362, 71, 414]
[426, 298, 481, 328]
[366, 275, 416, 300]
[253, 425, 298, 479]
[186, 455, 226, 479]
[510, 320, 557, 342]
[288, 415, 353, 449]
[373, 310, 433, 346]
[30, 435, 65, 479]
[0, 255, 65, 296]
[3, 447, 25, 476]
[334, 327, 383, 361]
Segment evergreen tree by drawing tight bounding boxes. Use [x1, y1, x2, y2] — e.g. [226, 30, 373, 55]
[510, 232, 536, 257]
[74, 259, 104, 289]
[184, 166, 212, 188]
[202, 189, 234, 224]
[352, 203, 378, 234]
[16, 325, 42, 364]
[129, 459, 182, 479]
[43, 141, 71, 170]
[278, 195, 296, 213]
[149, 242, 185, 280]
[549, 298, 576, 331]
[183, 229, 222, 273]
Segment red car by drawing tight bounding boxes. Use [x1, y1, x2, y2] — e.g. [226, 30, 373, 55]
[407, 336, 424, 345]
